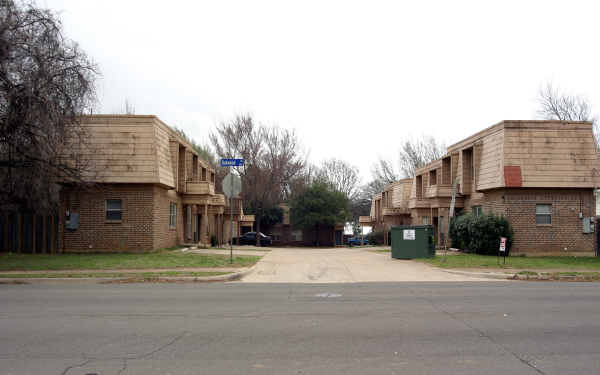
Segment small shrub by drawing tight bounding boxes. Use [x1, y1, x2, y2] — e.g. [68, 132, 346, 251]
[367, 231, 384, 245]
[449, 213, 514, 255]
[210, 235, 218, 247]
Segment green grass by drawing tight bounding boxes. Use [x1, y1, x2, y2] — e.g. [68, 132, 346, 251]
[0, 271, 230, 279]
[421, 253, 600, 270]
[0, 250, 260, 271]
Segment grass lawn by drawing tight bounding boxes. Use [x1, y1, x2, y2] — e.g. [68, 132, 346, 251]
[0, 250, 260, 271]
[421, 253, 600, 270]
[0, 271, 230, 279]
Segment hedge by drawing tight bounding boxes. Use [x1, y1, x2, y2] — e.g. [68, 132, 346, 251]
[449, 213, 514, 255]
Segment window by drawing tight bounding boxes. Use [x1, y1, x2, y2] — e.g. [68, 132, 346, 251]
[429, 170, 437, 185]
[536, 204, 552, 225]
[106, 199, 122, 221]
[423, 216, 429, 225]
[291, 230, 303, 241]
[472, 206, 482, 217]
[169, 202, 177, 228]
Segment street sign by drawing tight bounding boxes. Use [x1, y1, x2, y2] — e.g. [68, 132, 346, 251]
[220, 158, 245, 167]
[499, 237, 507, 252]
[222, 173, 242, 198]
[498, 237, 507, 265]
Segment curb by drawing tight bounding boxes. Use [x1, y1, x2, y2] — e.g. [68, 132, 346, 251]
[0, 266, 258, 284]
[442, 269, 600, 282]
[442, 269, 514, 280]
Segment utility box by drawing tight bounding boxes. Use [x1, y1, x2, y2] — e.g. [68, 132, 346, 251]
[391, 225, 435, 259]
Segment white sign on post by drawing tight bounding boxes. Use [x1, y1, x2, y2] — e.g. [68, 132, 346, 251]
[403, 229, 416, 240]
[499, 237, 507, 252]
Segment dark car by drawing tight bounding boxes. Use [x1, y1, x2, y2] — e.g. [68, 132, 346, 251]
[347, 237, 369, 246]
[233, 231, 273, 246]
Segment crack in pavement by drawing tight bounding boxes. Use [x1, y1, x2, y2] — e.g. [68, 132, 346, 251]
[60, 358, 91, 375]
[116, 358, 127, 375]
[138, 331, 188, 359]
[408, 288, 547, 375]
[58, 331, 188, 375]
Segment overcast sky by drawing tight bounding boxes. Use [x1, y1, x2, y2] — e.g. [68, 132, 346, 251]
[44, 0, 600, 181]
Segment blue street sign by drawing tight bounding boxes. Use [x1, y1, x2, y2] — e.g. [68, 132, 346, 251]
[220, 158, 245, 167]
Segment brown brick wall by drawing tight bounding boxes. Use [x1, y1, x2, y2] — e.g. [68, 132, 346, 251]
[152, 186, 182, 250]
[60, 184, 155, 252]
[465, 188, 596, 255]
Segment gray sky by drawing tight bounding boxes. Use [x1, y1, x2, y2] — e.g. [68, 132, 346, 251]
[45, 0, 600, 181]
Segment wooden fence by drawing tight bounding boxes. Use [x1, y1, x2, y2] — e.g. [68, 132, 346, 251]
[0, 212, 59, 253]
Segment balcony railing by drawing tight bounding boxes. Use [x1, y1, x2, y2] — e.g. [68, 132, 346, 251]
[424, 184, 453, 198]
[224, 197, 243, 215]
[382, 207, 410, 216]
[359, 216, 375, 225]
[186, 179, 215, 195]
[211, 194, 225, 206]
[241, 215, 255, 223]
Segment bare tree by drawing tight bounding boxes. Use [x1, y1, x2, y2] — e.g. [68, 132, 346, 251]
[0, 0, 98, 211]
[537, 82, 599, 147]
[397, 136, 446, 178]
[315, 158, 361, 200]
[210, 114, 306, 244]
[371, 158, 399, 185]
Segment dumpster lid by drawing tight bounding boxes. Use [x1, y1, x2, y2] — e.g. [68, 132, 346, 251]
[392, 225, 433, 230]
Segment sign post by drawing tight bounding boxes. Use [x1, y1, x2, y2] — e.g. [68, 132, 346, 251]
[221, 159, 244, 264]
[499, 237, 507, 265]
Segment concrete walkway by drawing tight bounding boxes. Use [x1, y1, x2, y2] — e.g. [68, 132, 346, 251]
[241, 247, 491, 283]
[188, 248, 269, 256]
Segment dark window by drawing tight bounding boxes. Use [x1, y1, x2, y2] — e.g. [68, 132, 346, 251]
[472, 206, 482, 217]
[536, 204, 552, 225]
[106, 199, 122, 221]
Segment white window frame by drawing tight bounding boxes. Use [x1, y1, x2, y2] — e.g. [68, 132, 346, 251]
[536, 204, 552, 225]
[472, 206, 482, 217]
[169, 202, 177, 229]
[106, 199, 122, 222]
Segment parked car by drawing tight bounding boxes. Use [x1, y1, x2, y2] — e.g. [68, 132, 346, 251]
[232, 231, 273, 246]
[347, 237, 369, 246]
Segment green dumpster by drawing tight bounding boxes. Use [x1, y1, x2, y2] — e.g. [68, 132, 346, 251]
[391, 225, 435, 259]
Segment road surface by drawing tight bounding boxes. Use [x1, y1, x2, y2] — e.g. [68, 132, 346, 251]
[1, 281, 600, 374]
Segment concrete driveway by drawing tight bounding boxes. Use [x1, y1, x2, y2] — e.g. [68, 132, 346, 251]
[241, 247, 490, 282]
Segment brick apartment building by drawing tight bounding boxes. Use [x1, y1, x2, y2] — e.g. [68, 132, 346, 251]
[361, 120, 600, 255]
[268, 204, 346, 247]
[58, 115, 254, 252]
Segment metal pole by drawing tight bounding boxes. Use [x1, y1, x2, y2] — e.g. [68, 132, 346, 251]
[230, 198, 233, 265]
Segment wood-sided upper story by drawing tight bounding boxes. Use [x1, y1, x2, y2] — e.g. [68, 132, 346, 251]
[77, 115, 218, 197]
[360, 179, 413, 225]
[410, 120, 599, 206]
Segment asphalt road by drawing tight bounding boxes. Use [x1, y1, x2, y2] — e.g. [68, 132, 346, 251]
[1, 281, 600, 374]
